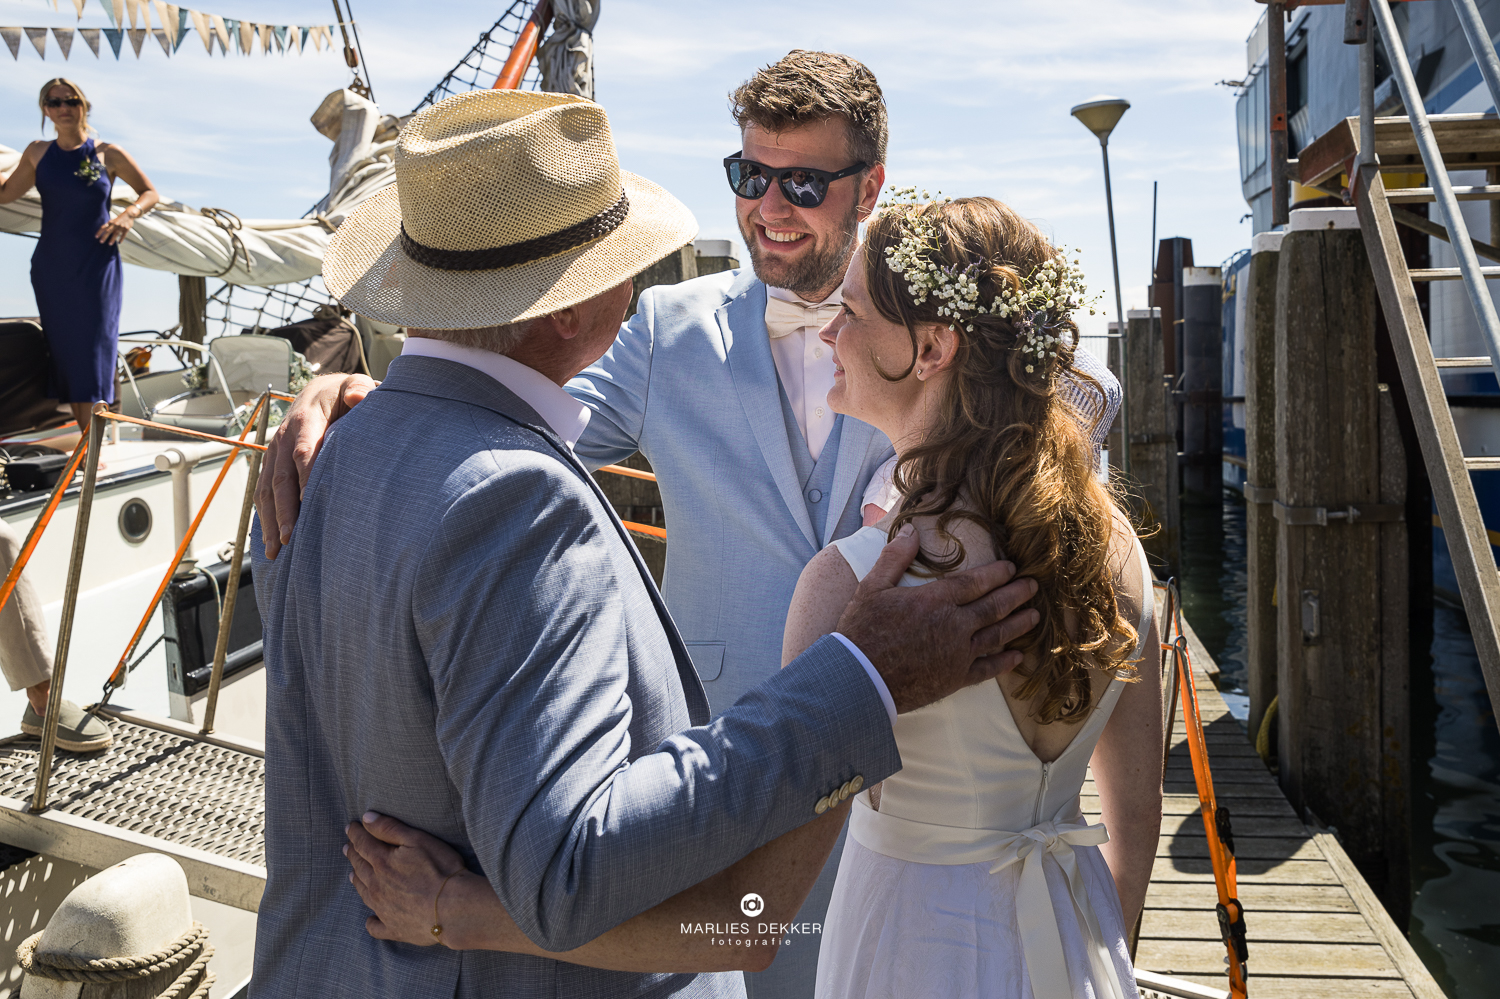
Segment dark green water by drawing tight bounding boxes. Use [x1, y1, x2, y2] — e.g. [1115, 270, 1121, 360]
[1176, 491, 1500, 997]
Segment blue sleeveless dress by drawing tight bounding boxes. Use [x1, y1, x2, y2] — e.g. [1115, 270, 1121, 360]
[29, 138, 122, 404]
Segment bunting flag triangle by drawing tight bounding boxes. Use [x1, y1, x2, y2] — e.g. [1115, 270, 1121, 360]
[52, 27, 73, 58]
[210, 14, 228, 55]
[79, 26, 100, 56]
[96, 0, 113, 25]
[103, 25, 123, 58]
[237, 18, 250, 55]
[1, 28, 21, 60]
[24, 26, 47, 58]
[124, 0, 141, 29]
[111, 0, 125, 30]
[174, 7, 188, 51]
[272, 24, 284, 52]
[126, 26, 145, 56]
[152, 27, 168, 54]
[222, 15, 236, 51]
[299, 25, 310, 53]
[189, 9, 210, 53]
[257, 23, 269, 54]
[72, 0, 86, 19]
[152, 1, 173, 44]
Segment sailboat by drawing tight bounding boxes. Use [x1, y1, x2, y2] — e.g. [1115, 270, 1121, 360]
[0, 4, 588, 993]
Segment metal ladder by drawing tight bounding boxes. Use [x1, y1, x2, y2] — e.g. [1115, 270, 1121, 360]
[1351, 0, 1500, 735]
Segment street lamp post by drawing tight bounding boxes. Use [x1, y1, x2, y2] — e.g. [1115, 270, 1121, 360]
[1071, 96, 1131, 475]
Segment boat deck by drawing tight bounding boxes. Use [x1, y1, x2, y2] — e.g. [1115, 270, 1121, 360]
[1089, 616, 1445, 999]
[0, 708, 265, 910]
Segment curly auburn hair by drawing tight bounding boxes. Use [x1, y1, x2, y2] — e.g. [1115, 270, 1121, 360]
[863, 196, 1139, 724]
[729, 50, 887, 166]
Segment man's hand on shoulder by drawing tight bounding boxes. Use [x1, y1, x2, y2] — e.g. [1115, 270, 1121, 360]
[256, 372, 377, 559]
[836, 525, 1039, 714]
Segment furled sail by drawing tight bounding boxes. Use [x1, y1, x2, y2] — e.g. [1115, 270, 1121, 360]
[0, 88, 394, 287]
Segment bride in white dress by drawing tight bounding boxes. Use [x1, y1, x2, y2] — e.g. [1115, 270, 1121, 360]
[785, 194, 1163, 999]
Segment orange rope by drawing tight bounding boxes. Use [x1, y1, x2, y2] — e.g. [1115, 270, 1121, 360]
[622, 520, 666, 540]
[96, 412, 270, 451]
[1167, 632, 1249, 998]
[598, 464, 658, 483]
[104, 395, 271, 691]
[0, 436, 89, 619]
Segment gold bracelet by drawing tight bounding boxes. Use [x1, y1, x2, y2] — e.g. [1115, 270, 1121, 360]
[431, 871, 460, 941]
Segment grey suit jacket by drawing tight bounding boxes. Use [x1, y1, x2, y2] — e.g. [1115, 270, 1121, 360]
[568, 269, 896, 715]
[250, 355, 902, 998]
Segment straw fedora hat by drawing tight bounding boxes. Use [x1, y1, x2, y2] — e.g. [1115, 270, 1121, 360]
[325, 89, 698, 328]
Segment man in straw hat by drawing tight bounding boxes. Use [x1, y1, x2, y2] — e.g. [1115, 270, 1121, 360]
[250, 89, 1041, 998]
[258, 51, 1118, 998]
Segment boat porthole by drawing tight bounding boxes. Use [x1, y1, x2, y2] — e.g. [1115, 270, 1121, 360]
[118, 498, 152, 544]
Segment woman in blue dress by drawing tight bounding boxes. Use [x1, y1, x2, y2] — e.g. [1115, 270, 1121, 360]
[0, 77, 159, 429]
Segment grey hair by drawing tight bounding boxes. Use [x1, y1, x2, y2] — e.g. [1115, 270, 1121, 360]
[406, 321, 534, 355]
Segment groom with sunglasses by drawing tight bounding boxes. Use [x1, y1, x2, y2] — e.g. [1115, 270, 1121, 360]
[258, 50, 1119, 998]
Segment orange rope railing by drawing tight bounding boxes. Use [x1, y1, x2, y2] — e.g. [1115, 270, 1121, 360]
[1162, 587, 1248, 999]
[598, 463, 657, 483]
[0, 437, 90, 620]
[0, 392, 296, 631]
[596, 464, 663, 540]
[102, 395, 273, 695]
[95, 411, 270, 451]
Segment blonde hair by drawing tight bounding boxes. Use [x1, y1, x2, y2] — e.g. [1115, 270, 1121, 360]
[863, 197, 1138, 724]
[38, 78, 92, 134]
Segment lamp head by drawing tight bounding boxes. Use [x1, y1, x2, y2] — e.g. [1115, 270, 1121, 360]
[1070, 97, 1130, 144]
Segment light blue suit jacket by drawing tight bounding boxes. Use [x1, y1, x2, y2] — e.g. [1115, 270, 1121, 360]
[569, 269, 896, 715]
[250, 356, 903, 999]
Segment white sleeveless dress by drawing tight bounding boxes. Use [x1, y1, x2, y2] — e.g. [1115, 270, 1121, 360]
[815, 527, 1154, 999]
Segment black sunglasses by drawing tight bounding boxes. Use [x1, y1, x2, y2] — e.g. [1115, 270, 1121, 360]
[723, 151, 868, 208]
[44, 98, 83, 109]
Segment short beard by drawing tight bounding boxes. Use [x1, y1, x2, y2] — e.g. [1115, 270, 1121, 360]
[739, 201, 860, 301]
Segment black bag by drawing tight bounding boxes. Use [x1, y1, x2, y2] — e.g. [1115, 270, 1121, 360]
[253, 308, 366, 376]
[0, 320, 69, 438]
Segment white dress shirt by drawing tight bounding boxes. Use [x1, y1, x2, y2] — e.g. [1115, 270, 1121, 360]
[765, 285, 895, 513]
[401, 337, 591, 448]
[766, 284, 841, 462]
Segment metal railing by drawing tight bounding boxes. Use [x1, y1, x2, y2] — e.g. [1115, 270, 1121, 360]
[0, 395, 290, 811]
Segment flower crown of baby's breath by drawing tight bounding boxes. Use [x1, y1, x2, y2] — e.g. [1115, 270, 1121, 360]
[875, 187, 1101, 373]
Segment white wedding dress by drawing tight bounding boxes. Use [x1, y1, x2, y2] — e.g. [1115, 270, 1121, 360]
[816, 527, 1153, 999]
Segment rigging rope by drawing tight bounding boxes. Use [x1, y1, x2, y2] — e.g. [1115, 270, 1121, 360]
[199, 0, 545, 341]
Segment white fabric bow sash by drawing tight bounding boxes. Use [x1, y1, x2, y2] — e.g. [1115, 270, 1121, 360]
[987, 819, 1128, 999]
[764, 295, 843, 339]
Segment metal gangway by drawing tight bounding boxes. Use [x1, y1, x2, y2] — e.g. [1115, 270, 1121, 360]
[1287, 0, 1500, 738]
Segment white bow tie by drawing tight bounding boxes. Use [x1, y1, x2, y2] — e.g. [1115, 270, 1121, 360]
[764, 296, 843, 339]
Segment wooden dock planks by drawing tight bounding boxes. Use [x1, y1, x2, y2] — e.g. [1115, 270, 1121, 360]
[1090, 611, 1447, 999]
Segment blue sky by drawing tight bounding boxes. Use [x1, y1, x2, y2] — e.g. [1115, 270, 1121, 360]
[0, 0, 1256, 339]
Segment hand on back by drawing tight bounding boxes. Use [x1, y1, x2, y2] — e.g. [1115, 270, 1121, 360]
[256, 372, 377, 558]
[834, 525, 1039, 714]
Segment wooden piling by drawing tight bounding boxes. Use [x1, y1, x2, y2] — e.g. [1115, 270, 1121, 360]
[1124, 308, 1180, 577]
[1273, 225, 1410, 912]
[1244, 234, 1282, 743]
[1180, 267, 1224, 499]
[628, 244, 697, 318]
